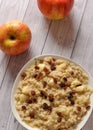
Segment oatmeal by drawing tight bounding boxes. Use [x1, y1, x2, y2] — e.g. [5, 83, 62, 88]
[15, 57, 93, 130]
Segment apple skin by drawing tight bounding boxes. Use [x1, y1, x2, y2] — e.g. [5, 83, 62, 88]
[0, 20, 32, 55]
[37, 0, 74, 20]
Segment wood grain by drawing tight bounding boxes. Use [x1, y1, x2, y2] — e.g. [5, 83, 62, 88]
[71, 0, 93, 129]
[0, 0, 51, 130]
[42, 0, 88, 57]
[0, 0, 93, 130]
[0, 0, 29, 129]
[0, 0, 29, 87]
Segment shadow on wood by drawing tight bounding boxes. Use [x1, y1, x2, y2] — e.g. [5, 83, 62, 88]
[42, 15, 76, 56]
[6, 49, 32, 80]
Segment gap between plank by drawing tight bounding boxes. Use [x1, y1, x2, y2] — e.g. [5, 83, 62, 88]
[0, 1, 31, 129]
[41, 20, 52, 54]
[3, 20, 53, 130]
[0, 0, 89, 130]
[0, 57, 11, 89]
[22, 0, 30, 21]
[0, 0, 30, 90]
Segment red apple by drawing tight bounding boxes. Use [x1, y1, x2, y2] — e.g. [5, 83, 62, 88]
[0, 20, 32, 55]
[37, 0, 74, 20]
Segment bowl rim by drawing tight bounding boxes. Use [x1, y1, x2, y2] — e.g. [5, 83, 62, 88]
[11, 54, 93, 130]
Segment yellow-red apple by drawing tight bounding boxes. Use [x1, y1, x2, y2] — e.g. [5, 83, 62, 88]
[37, 0, 74, 20]
[0, 20, 32, 55]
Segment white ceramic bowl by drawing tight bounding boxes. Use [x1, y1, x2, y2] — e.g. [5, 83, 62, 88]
[11, 54, 93, 130]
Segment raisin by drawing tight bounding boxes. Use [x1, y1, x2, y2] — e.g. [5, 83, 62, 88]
[59, 82, 65, 88]
[48, 60, 52, 65]
[72, 91, 76, 94]
[33, 73, 38, 78]
[68, 92, 73, 99]
[77, 106, 81, 111]
[27, 97, 37, 104]
[56, 112, 62, 117]
[48, 94, 54, 102]
[50, 64, 56, 71]
[57, 117, 62, 122]
[31, 90, 36, 96]
[43, 67, 50, 75]
[71, 71, 74, 75]
[86, 105, 90, 110]
[29, 111, 35, 118]
[63, 77, 67, 82]
[42, 103, 52, 111]
[21, 72, 26, 79]
[42, 103, 49, 110]
[53, 78, 57, 84]
[48, 106, 52, 112]
[40, 90, 47, 99]
[52, 58, 56, 62]
[36, 72, 43, 80]
[26, 99, 32, 104]
[35, 66, 39, 70]
[57, 128, 62, 130]
[70, 99, 75, 105]
[42, 81, 47, 88]
[68, 92, 75, 105]
[21, 106, 26, 110]
[76, 84, 82, 87]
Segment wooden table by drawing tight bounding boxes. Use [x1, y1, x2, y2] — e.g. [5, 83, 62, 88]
[0, 0, 93, 130]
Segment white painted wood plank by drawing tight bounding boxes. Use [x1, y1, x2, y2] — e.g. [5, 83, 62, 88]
[70, 0, 93, 129]
[42, 0, 93, 129]
[23, 0, 51, 57]
[42, 0, 88, 58]
[0, 0, 29, 87]
[71, 0, 93, 74]
[0, 0, 29, 130]
[0, 0, 92, 130]
[0, 0, 51, 130]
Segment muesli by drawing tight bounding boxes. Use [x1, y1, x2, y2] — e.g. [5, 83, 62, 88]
[15, 57, 93, 130]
